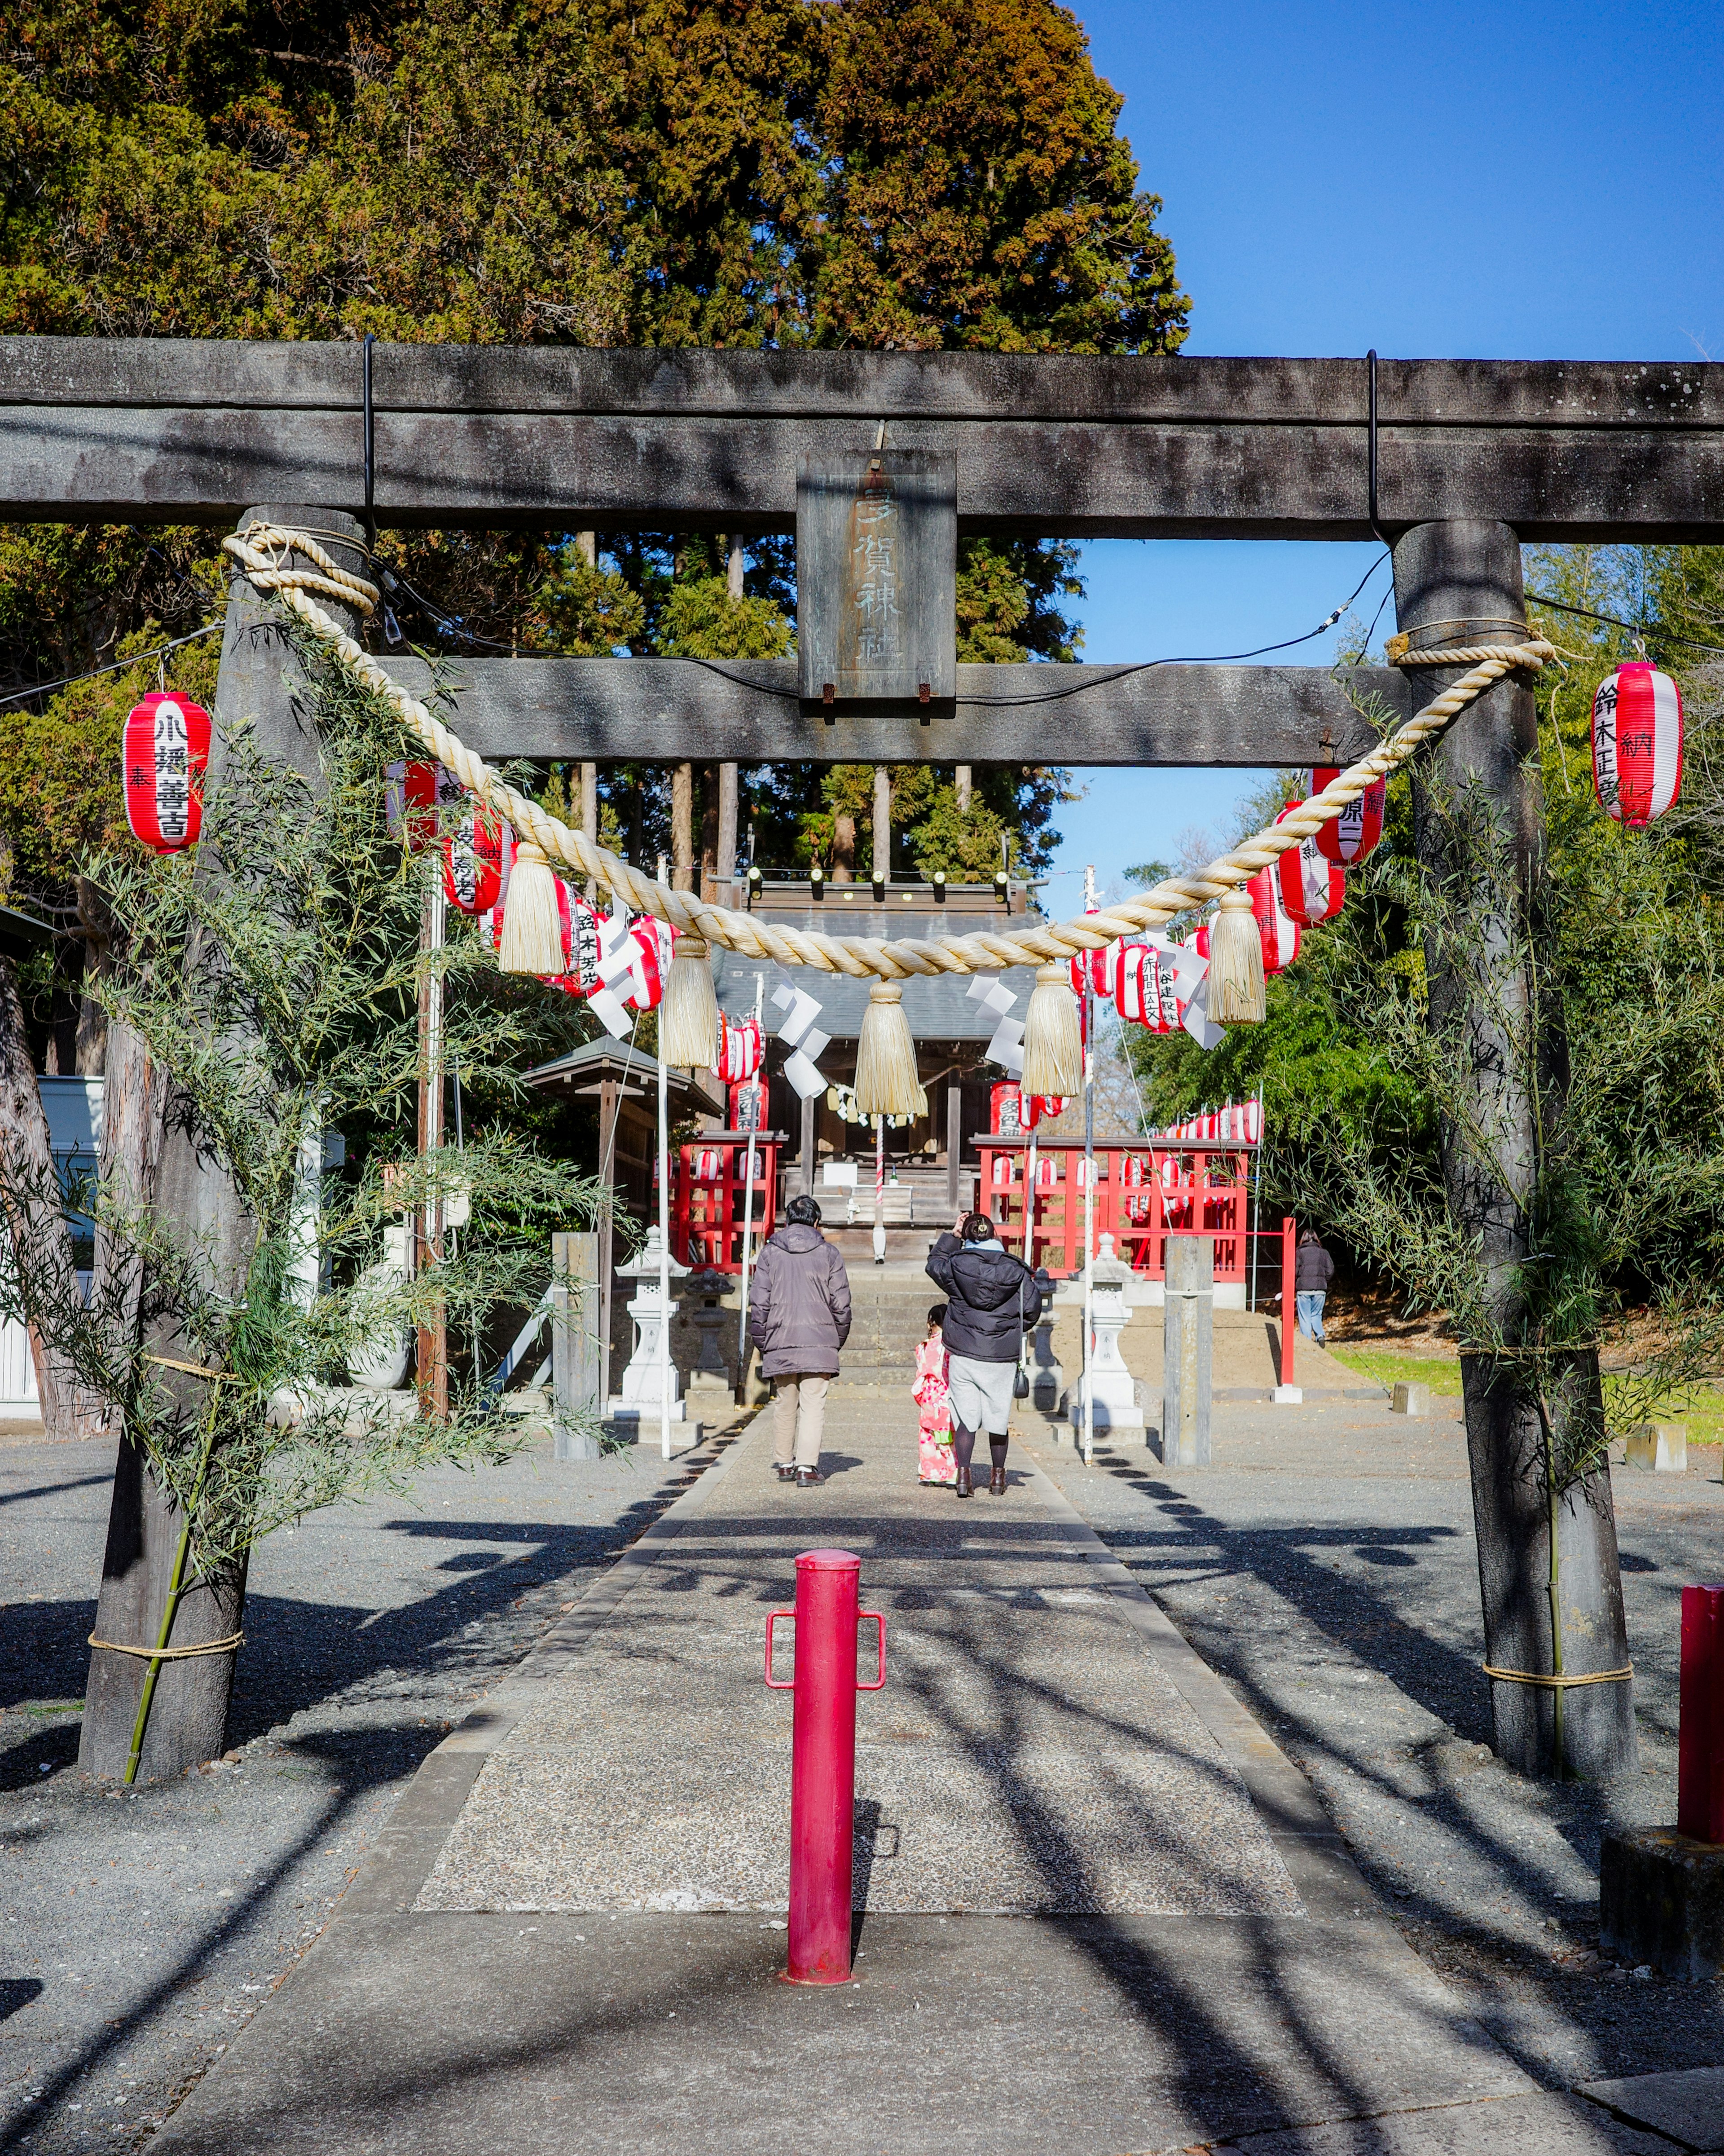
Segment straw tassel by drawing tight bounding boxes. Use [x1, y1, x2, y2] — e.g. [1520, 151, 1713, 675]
[1023, 963, 1083, 1097]
[495, 841, 566, 975]
[853, 982, 924, 1115]
[1207, 886, 1266, 1023]
[660, 933, 719, 1068]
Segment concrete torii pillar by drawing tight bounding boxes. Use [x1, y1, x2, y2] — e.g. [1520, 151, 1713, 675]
[1393, 520, 1635, 1781]
[80, 507, 370, 1782]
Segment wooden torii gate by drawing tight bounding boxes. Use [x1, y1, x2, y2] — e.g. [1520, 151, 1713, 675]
[9, 337, 1720, 1784]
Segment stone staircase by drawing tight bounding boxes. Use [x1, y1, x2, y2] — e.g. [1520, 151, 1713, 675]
[832, 1267, 941, 1391]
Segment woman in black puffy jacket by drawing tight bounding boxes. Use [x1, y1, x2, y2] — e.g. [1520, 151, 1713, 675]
[925, 1212, 1050, 1498]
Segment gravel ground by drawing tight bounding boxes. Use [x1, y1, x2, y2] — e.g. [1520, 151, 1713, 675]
[1, 1424, 735, 2154]
[1034, 1398, 1724, 2090]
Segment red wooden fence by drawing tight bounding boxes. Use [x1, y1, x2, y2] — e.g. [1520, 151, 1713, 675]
[974, 1138, 1255, 1282]
[672, 1135, 781, 1271]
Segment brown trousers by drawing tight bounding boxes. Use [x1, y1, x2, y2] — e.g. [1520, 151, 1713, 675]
[771, 1373, 830, 1469]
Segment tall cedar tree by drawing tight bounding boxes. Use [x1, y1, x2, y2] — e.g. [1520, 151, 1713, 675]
[1, 0, 1187, 974]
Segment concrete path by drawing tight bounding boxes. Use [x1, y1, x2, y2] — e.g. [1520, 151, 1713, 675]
[151, 1396, 1671, 2155]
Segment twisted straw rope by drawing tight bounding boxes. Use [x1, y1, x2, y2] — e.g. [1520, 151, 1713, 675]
[221, 521, 1551, 981]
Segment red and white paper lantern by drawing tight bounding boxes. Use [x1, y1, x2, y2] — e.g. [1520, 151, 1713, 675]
[625, 916, 676, 1010]
[1247, 863, 1302, 974]
[386, 760, 461, 852]
[715, 1015, 765, 1085]
[1273, 804, 1346, 926]
[1113, 943, 1183, 1033]
[442, 808, 506, 915]
[1309, 766, 1386, 865]
[1592, 662, 1683, 828]
[123, 692, 211, 852]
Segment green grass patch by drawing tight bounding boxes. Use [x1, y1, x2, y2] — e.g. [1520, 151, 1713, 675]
[1603, 1376, 1724, 1449]
[1326, 1346, 1463, 1397]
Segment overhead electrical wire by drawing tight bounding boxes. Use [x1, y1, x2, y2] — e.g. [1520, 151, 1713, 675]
[0, 623, 224, 713]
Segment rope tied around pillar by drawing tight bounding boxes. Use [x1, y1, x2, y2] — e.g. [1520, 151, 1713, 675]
[222, 519, 1552, 984]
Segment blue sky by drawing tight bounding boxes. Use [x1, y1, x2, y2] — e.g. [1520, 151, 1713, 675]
[1048, 0, 1724, 904]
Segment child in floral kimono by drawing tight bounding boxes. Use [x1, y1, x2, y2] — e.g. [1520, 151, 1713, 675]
[914, 1303, 957, 1486]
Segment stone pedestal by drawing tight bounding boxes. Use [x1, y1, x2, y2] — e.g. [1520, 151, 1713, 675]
[1081, 1234, 1143, 1435]
[686, 1272, 734, 1398]
[1600, 1825, 1724, 1980]
[1391, 1381, 1431, 1418]
[605, 1228, 696, 1446]
[1626, 1422, 1686, 1473]
[1162, 1234, 1212, 1467]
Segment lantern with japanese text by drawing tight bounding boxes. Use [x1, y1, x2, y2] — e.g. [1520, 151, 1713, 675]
[123, 692, 211, 853]
[1247, 863, 1301, 974]
[1592, 662, 1683, 828]
[1113, 942, 1182, 1034]
[442, 808, 506, 915]
[1309, 767, 1386, 864]
[386, 760, 460, 852]
[1273, 803, 1346, 926]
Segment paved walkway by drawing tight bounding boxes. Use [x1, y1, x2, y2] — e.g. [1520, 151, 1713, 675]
[152, 1395, 1689, 2155]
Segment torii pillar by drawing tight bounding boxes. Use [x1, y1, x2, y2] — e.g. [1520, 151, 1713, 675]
[1393, 520, 1635, 1781]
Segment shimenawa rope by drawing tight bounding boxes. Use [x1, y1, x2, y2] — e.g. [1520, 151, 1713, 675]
[88, 1631, 244, 1660]
[221, 521, 1552, 982]
[1482, 1663, 1633, 1689]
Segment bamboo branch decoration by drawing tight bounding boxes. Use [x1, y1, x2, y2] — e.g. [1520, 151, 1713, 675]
[223, 521, 1552, 982]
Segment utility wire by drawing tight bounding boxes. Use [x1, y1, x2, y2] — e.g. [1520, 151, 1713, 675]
[1525, 589, 1724, 657]
[0, 623, 224, 712]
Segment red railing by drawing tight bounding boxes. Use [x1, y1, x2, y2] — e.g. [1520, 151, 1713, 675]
[974, 1138, 1256, 1282]
[672, 1134, 780, 1271]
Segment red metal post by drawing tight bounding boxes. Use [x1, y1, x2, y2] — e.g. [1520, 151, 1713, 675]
[1679, 1584, 1724, 1843]
[1280, 1215, 1297, 1389]
[764, 1548, 886, 1984]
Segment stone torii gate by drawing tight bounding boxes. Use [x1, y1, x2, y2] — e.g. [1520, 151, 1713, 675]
[8, 338, 1721, 1784]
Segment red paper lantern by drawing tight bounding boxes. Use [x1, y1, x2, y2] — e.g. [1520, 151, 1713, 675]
[123, 692, 211, 852]
[624, 916, 675, 1010]
[1592, 662, 1683, 827]
[1247, 864, 1301, 974]
[1068, 944, 1112, 999]
[1309, 766, 1386, 864]
[716, 1015, 764, 1084]
[386, 760, 460, 852]
[1113, 943, 1182, 1033]
[442, 807, 505, 915]
[1274, 803, 1346, 926]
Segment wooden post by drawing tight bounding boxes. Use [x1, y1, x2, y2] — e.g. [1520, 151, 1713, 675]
[415, 876, 448, 1422]
[727, 537, 745, 601]
[1161, 1235, 1212, 1467]
[81, 505, 369, 1782]
[955, 765, 972, 811]
[551, 1230, 602, 1460]
[672, 763, 694, 891]
[945, 1082, 962, 1212]
[580, 762, 598, 844]
[596, 1077, 619, 1405]
[1394, 518, 1636, 1780]
[872, 767, 890, 883]
[800, 1089, 816, 1202]
[717, 763, 739, 905]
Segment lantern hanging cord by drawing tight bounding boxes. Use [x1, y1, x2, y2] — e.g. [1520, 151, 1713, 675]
[0, 623, 224, 713]
[1524, 590, 1724, 657]
[223, 520, 1551, 981]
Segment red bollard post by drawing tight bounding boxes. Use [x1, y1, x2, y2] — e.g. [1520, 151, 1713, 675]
[1280, 1215, 1297, 1390]
[765, 1548, 887, 1984]
[1679, 1584, 1724, 1843]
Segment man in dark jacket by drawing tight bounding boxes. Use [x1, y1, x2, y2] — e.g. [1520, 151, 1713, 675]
[748, 1195, 852, 1486]
[1294, 1228, 1335, 1341]
[926, 1212, 1051, 1498]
